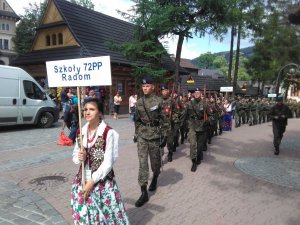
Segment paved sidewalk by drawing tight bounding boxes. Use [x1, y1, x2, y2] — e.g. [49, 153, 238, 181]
[0, 115, 300, 225]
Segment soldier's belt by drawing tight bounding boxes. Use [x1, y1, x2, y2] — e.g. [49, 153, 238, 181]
[141, 122, 159, 127]
[190, 116, 204, 120]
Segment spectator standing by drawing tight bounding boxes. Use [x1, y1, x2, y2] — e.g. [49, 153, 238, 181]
[113, 92, 122, 119]
[129, 93, 137, 122]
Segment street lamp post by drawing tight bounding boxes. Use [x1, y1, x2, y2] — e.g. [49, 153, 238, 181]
[275, 63, 300, 97]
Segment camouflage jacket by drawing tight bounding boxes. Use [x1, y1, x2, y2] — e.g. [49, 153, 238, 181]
[135, 93, 168, 140]
[185, 99, 208, 132]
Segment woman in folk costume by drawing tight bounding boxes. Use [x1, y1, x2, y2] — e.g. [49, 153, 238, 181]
[71, 99, 130, 224]
[223, 99, 232, 131]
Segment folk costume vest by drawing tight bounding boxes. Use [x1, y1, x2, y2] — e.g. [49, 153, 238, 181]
[76, 125, 114, 185]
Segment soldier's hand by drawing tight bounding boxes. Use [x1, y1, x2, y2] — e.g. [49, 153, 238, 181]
[281, 115, 286, 118]
[133, 135, 138, 143]
[274, 116, 279, 119]
[159, 136, 167, 148]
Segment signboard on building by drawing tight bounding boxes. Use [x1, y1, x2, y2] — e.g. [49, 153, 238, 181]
[268, 93, 277, 98]
[46, 56, 111, 87]
[220, 86, 233, 92]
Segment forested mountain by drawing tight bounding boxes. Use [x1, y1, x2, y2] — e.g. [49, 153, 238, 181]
[191, 46, 253, 65]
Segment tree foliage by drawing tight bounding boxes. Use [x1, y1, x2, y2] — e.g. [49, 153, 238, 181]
[196, 52, 216, 69]
[69, 0, 94, 10]
[13, 2, 46, 55]
[248, 0, 300, 95]
[115, 0, 233, 89]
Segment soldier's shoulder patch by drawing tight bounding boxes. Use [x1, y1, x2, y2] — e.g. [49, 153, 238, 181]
[150, 105, 159, 111]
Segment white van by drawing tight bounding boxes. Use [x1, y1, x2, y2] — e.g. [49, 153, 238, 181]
[0, 65, 59, 128]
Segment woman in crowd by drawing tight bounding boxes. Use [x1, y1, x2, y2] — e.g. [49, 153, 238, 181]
[223, 99, 232, 131]
[128, 93, 137, 122]
[71, 99, 130, 224]
[113, 92, 122, 119]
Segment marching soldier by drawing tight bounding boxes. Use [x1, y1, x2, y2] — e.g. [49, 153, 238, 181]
[184, 88, 208, 172]
[269, 96, 292, 155]
[216, 97, 225, 134]
[134, 77, 168, 207]
[234, 96, 241, 127]
[179, 95, 189, 144]
[160, 84, 175, 162]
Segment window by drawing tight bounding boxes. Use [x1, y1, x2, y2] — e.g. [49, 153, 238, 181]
[58, 33, 63, 45]
[6, 24, 9, 31]
[52, 34, 57, 45]
[1, 24, 5, 30]
[4, 39, 8, 49]
[23, 80, 44, 100]
[116, 80, 125, 95]
[3, 2, 5, 10]
[46, 35, 50, 46]
[0, 39, 2, 49]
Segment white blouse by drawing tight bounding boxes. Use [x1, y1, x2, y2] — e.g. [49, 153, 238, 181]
[72, 120, 119, 183]
[224, 103, 232, 112]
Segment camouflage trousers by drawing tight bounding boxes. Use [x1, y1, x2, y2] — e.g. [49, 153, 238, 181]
[137, 137, 161, 187]
[272, 121, 286, 148]
[188, 129, 205, 161]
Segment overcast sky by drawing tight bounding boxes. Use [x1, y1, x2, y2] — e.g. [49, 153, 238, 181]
[7, 0, 253, 60]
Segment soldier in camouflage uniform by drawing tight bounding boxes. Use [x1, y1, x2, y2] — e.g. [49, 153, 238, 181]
[184, 88, 208, 172]
[172, 92, 183, 149]
[249, 98, 258, 126]
[234, 97, 241, 127]
[179, 95, 189, 144]
[160, 85, 175, 162]
[207, 96, 218, 144]
[269, 97, 292, 155]
[239, 98, 246, 125]
[134, 77, 168, 207]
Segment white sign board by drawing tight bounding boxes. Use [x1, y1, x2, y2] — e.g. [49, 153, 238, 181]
[268, 93, 277, 98]
[220, 86, 233, 92]
[46, 56, 111, 87]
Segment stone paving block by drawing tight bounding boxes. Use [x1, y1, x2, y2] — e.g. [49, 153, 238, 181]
[27, 213, 47, 223]
[0, 221, 14, 225]
[13, 217, 32, 225]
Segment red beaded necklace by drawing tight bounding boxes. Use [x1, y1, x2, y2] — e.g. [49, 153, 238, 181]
[87, 126, 97, 143]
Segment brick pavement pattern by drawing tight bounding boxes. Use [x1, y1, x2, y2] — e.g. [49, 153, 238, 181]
[0, 115, 300, 225]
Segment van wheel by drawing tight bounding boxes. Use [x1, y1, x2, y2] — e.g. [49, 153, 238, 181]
[38, 112, 54, 128]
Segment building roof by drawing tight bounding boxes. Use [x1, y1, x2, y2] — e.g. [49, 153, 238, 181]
[180, 75, 230, 92]
[172, 57, 199, 70]
[0, 10, 20, 20]
[13, 0, 180, 73]
[198, 69, 224, 78]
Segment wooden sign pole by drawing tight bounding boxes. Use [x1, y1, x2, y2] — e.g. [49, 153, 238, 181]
[76, 86, 85, 187]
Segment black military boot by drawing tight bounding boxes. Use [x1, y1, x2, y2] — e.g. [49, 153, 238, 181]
[167, 152, 173, 162]
[208, 138, 211, 144]
[219, 129, 222, 135]
[191, 159, 197, 172]
[148, 173, 159, 191]
[196, 153, 202, 165]
[274, 146, 280, 155]
[135, 186, 149, 207]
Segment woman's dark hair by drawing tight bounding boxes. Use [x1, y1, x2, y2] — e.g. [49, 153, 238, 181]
[84, 98, 104, 113]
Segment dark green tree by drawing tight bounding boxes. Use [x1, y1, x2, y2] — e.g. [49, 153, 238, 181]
[196, 52, 216, 69]
[249, 1, 300, 96]
[117, 0, 231, 88]
[69, 0, 94, 10]
[12, 2, 46, 55]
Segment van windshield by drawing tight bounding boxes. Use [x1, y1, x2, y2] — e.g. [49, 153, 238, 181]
[23, 80, 44, 100]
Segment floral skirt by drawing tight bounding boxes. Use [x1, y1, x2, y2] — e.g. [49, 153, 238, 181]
[71, 176, 130, 225]
[223, 112, 232, 131]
